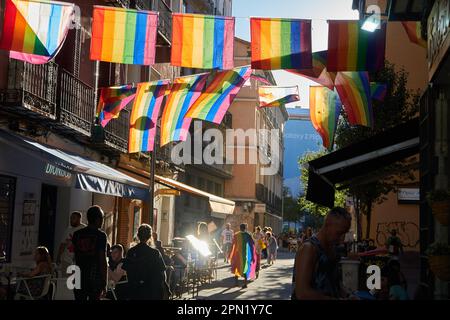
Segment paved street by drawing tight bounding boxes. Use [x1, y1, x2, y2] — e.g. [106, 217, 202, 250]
[193, 250, 295, 300]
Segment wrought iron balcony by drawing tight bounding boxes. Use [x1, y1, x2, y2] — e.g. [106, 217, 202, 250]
[102, 0, 131, 8]
[155, 0, 172, 44]
[104, 108, 130, 153]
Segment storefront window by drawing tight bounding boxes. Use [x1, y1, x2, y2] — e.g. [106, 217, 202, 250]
[0, 175, 16, 262]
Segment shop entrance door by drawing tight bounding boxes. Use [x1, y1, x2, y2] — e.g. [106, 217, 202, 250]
[38, 184, 58, 257]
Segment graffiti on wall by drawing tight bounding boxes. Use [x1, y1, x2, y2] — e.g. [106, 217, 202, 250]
[376, 221, 420, 248]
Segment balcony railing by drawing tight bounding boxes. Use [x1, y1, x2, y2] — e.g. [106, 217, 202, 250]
[255, 183, 282, 214]
[104, 108, 130, 153]
[154, 0, 172, 43]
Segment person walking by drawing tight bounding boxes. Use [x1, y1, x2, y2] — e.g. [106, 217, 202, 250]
[229, 223, 256, 289]
[221, 223, 234, 263]
[386, 230, 404, 257]
[253, 226, 265, 278]
[266, 232, 278, 265]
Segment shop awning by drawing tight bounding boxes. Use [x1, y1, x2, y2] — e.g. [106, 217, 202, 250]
[0, 129, 149, 200]
[306, 119, 419, 208]
[155, 175, 235, 217]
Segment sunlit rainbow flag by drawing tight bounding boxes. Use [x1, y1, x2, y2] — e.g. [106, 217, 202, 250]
[370, 83, 387, 101]
[128, 80, 170, 153]
[96, 85, 137, 127]
[160, 74, 209, 146]
[185, 66, 252, 124]
[401, 21, 427, 48]
[335, 72, 374, 128]
[90, 6, 158, 65]
[251, 18, 312, 70]
[0, 0, 75, 63]
[171, 13, 235, 69]
[309, 86, 342, 150]
[327, 20, 386, 72]
[229, 232, 257, 280]
[258, 86, 300, 108]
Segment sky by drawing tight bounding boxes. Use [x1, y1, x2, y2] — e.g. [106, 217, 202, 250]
[233, 0, 359, 108]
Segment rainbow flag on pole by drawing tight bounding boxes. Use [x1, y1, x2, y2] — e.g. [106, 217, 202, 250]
[185, 66, 252, 124]
[128, 80, 170, 153]
[251, 18, 312, 70]
[401, 21, 427, 48]
[0, 0, 75, 62]
[90, 6, 158, 65]
[160, 74, 209, 146]
[96, 85, 137, 127]
[258, 86, 300, 108]
[335, 72, 374, 128]
[327, 20, 386, 72]
[171, 13, 235, 70]
[309, 86, 342, 150]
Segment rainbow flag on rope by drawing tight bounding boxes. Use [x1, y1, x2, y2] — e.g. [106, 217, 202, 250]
[0, 0, 75, 63]
[128, 80, 170, 153]
[185, 66, 252, 124]
[251, 73, 272, 85]
[90, 6, 158, 65]
[309, 86, 342, 150]
[251, 18, 312, 70]
[401, 21, 427, 48]
[171, 13, 235, 69]
[335, 72, 374, 128]
[258, 86, 300, 108]
[370, 83, 387, 101]
[96, 85, 137, 127]
[229, 232, 257, 280]
[327, 20, 386, 72]
[160, 74, 209, 147]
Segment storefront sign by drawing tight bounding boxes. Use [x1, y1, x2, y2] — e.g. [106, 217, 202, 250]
[428, 0, 450, 80]
[398, 188, 420, 203]
[156, 188, 181, 196]
[44, 163, 72, 180]
[255, 203, 266, 213]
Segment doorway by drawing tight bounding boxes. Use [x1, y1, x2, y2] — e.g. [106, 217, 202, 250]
[38, 184, 58, 257]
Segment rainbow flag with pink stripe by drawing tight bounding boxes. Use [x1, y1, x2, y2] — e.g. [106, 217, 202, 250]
[160, 74, 209, 147]
[401, 21, 427, 48]
[0, 0, 74, 62]
[185, 66, 252, 124]
[229, 232, 257, 280]
[90, 6, 158, 65]
[129, 80, 170, 153]
[96, 85, 137, 128]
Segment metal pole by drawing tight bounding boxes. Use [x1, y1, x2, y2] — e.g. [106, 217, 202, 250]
[149, 149, 156, 227]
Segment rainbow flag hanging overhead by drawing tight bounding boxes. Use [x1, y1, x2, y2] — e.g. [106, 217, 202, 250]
[335, 72, 374, 128]
[129, 80, 170, 153]
[401, 21, 427, 48]
[370, 83, 387, 101]
[251, 18, 312, 70]
[160, 74, 209, 147]
[171, 13, 235, 70]
[0, 0, 75, 60]
[327, 20, 386, 72]
[96, 85, 137, 128]
[185, 66, 252, 124]
[309, 86, 342, 150]
[90, 6, 158, 65]
[258, 86, 300, 108]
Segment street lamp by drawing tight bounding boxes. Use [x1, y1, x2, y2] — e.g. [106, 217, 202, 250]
[361, 11, 382, 32]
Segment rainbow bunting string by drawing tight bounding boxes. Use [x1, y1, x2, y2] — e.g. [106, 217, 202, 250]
[251, 18, 312, 70]
[258, 86, 300, 108]
[309, 86, 342, 150]
[96, 85, 137, 128]
[185, 66, 252, 124]
[90, 6, 158, 65]
[401, 21, 427, 48]
[160, 74, 209, 147]
[335, 72, 374, 128]
[171, 13, 235, 69]
[129, 80, 170, 153]
[327, 20, 386, 72]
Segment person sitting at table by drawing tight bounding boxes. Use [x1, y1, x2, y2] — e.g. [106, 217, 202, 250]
[106, 244, 128, 300]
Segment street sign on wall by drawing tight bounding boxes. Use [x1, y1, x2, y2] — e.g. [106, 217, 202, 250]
[255, 203, 266, 213]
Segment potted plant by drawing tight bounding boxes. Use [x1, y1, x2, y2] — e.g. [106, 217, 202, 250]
[426, 189, 450, 226]
[426, 242, 450, 282]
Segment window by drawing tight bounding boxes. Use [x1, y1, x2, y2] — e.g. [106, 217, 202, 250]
[207, 180, 214, 193]
[182, 0, 187, 13]
[0, 175, 16, 262]
[215, 183, 223, 197]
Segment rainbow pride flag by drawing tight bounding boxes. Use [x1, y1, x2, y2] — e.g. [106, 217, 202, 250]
[335, 72, 374, 128]
[401, 21, 427, 48]
[160, 74, 209, 147]
[171, 13, 235, 70]
[90, 6, 158, 65]
[185, 66, 252, 124]
[370, 83, 387, 101]
[128, 80, 170, 153]
[327, 20, 386, 72]
[229, 232, 257, 280]
[251, 18, 312, 70]
[309, 86, 342, 150]
[0, 0, 75, 60]
[258, 86, 300, 108]
[96, 85, 137, 127]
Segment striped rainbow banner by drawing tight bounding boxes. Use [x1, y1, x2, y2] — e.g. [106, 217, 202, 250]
[90, 6, 158, 65]
[185, 66, 252, 124]
[258, 86, 300, 108]
[401, 21, 427, 48]
[0, 0, 74, 59]
[309, 86, 342, 150]
[327, 20, 386, 72]
[96, 85, 137, 128]
[171, 13, 235, 69]
[128, 80, 170, 153]
[160, 74, 209, 147]
[335, 72, 374, 128]
[251, 17, 312, 70]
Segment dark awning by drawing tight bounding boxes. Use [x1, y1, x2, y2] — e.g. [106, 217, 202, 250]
[307, 118, 419, 208]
